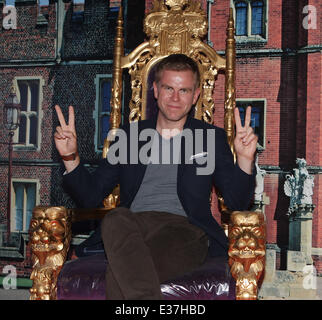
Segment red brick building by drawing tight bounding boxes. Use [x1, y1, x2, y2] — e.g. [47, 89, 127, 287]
[145, 0, 321, 273]
[0, 0, 321, 287]
[191, 0, 321, 272]
[0, 0, 145, 281]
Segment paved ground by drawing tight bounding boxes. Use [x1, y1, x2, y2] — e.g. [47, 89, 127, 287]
[0, 277, 321, 300]
[0, 288, 30, 300]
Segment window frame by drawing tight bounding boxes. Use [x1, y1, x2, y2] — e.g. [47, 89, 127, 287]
[251, 0, 264, 36]
[232, 0, 268, 42]
[37, 0, 50, 21]
[13, 76, 44, 151]
[72, 0, 85, 25]
[10, 178, 40, 233]
[5, 0, 15, 6]
[235, 1, 248, 36]
[235, 98, 267, 150]
[93, 74, 114, 153]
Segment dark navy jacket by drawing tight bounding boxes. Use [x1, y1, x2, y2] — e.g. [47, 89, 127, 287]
[63, 115, 256, 257]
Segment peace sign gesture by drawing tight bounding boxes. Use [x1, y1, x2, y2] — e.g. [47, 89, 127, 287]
[234, 106, 258, 174]
[54, 105, 80, 170]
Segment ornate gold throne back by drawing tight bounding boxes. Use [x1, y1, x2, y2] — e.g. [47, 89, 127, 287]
[104, 0, 235, 213]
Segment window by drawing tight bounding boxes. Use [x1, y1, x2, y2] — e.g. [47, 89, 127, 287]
[99, 79, 112, 148]
[72, 0, 85, 24]
[236, 2, 247, 36]
[251, 1, 264, 35]
[11, 180, 39, 232]
[38, 0, 49, 19]
[233, 0, 267, 39]
[15, 79, 41, 148]
[236, 99, 266, 148]
[94, 75, 113, 151]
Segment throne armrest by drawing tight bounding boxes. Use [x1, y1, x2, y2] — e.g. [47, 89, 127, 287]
[29, 206, 72, 300]
[28, 205, 114, 300]
[228, 210, 266, 300]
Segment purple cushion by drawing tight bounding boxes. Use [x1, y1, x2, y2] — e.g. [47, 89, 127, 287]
[161, 256, 235, 300]
[57, 254, 235, 300]
[57, 254, 108, 300]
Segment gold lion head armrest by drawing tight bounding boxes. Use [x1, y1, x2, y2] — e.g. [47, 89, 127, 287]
[29, 206, 72, 300]
[228, 211, 266, 300]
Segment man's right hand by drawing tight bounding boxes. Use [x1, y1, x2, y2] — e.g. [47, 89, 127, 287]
[54, 105, 80, 173]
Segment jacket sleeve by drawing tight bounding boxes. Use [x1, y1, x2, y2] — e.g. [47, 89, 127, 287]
[62, 158, 120, 208]
[212, 128, 256, 211]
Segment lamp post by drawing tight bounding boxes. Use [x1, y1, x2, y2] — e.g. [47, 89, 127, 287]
[2, 86, 21, 245]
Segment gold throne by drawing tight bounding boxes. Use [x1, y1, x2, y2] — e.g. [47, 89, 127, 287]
[29, 0, 266, 300]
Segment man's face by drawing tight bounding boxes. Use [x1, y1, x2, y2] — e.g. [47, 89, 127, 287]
[153, 69, 200, 126]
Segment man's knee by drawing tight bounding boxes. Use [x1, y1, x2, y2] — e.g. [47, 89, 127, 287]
[101, 207, 133, 235]
[101, 207, 139, 254]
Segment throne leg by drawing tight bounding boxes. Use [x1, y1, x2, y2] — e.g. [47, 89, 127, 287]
[228, 211, 266, 300]
[29, 206, 72, 300]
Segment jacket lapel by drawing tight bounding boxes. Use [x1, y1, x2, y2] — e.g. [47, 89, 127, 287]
[177, 116, 194, 181]
[131, 116, 158, 198]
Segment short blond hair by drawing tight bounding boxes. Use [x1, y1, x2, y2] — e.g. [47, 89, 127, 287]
[154, 54, 200, 88]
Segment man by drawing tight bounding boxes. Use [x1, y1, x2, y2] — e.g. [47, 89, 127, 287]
[54, 54, 258, 299]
